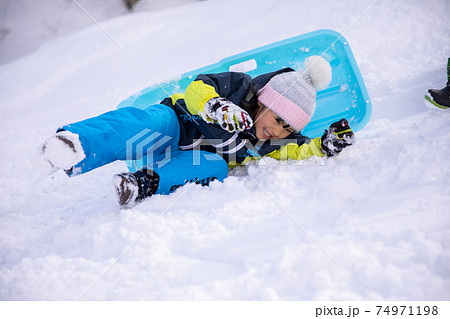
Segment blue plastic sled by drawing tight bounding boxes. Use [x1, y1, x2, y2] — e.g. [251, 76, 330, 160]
[118, 28, 371, 141]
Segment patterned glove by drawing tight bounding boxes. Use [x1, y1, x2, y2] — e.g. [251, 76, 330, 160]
[321, 118, 355, 156]
[201, 97, 253, 133]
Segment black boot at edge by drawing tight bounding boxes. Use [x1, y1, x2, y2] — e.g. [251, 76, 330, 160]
[427, 58, 450, 109]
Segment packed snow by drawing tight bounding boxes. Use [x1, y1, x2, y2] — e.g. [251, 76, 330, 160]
[1, 0, 450, 301]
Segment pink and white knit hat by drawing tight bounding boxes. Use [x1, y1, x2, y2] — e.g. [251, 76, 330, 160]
[257, 56, 332, 132]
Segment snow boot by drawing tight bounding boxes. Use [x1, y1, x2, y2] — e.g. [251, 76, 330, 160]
[426, 85, 450, 109]
[113, 169, 160, 206]
[41, 131, 85, 175]
[425, 58, 450, 109]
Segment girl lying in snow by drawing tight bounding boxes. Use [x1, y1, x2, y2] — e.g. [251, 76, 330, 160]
[40, 55, 355, 206]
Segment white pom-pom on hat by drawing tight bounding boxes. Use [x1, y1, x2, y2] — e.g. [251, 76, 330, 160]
[303, 55, 332, 90]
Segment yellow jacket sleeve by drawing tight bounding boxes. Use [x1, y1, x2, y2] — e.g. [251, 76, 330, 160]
[184, 80, 220, 115]
[265, 137, 325, 161]
[228, 137, 325, 168]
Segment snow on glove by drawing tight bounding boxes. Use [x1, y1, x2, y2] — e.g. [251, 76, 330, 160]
[201, 97, 253, 133]
[321, 118, 355, 156]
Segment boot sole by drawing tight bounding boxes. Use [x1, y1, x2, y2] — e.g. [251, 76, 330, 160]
[424, 93, 449, 110]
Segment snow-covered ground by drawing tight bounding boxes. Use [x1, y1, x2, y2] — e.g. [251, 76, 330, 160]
[1, 0, 450, 300]
[0, 0, 199, 64]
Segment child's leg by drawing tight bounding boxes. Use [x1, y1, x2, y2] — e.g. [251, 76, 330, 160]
[153, 150, 229, 195]
[59, 104, 180, 175]
[114, 150, 229, 205]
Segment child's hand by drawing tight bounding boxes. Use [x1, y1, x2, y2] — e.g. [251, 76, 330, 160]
[321, 119, 355, 156]
[202, 97, 254, 133]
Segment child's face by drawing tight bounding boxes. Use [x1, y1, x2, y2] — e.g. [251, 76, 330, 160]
[253, 101, 295, 140]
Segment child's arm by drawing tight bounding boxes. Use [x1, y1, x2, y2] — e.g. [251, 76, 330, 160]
[266, 119, 355, 161]
[184, 72, 252, 113]
[184, 79, 220, 115]
[265, 137, 325, 161]
[184, 72, 254, 132]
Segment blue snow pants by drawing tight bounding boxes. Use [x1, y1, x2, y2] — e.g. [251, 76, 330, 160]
[60, 104, 228, 195]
